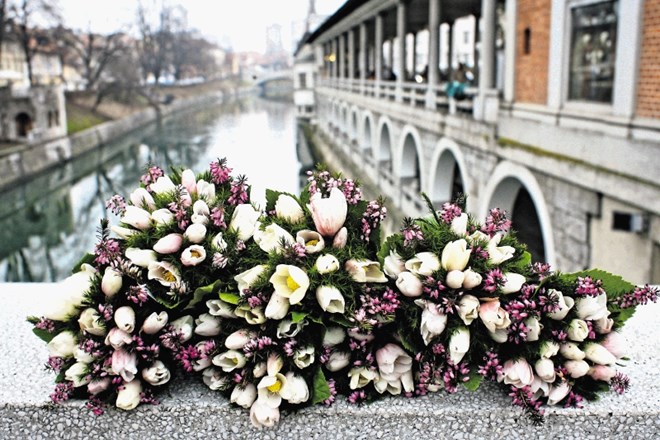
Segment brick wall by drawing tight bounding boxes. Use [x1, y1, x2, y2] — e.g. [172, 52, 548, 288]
[514, 0, 551, 104]
[637, 0, 660, 119]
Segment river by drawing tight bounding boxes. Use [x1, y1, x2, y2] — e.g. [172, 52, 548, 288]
[0, 96, 304, 282]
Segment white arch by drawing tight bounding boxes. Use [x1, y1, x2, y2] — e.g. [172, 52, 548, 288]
[427, 137, 473, 212]
[375, 116, 394, 163]
[349, 105, 360, 141]
[340, 103, 349, 133]
[360, 110, 375, 150]
[479, 161, 556, 267]
[395, 125, 424, 186]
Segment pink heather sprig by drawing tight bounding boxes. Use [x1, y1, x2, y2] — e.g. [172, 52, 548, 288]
[471, 246, 489, 261]
[564, 391, 584, 409]
[168, 201, 190, 231]
[360, 199, 387, 242]
[175, 344, 201, 373]
[85, 397, 106, 416]
[211, 206, 226, 228]
[481, 208, 512, 236]
[80, 338, 105, 359]
[46, 356, 65, 373]
[235, 240, 246, 252]
[347, 389, 368, 404]
[98, 304, 114, 322]
[340, 178, 362, 205]
[105, 195, 126, 216]
[283, 340, 298, 357]
[538, 288, 561, 314]
[614, 284, 659, 309]
[50, 382, 74, 404]
[198, 340, 217, 360]
[209, 158, 232, 185]
[35, 317, 56, 333]
[438, 202, 463, 225]
[360, 287, 400, 318]
[477, 351, 503, 380]
[551, 329, 568, 342]
[242, 336, 277, 358]
[423, 276, 447, 300]
[133, 336, 160, 362]
[228, 175, 249, 206]
[509, 385, 544, 425]
[140, 389, 160, 406]
[610, 372, 630, 395]
[141, 166, 164, 188]
[442, 360, 471, 394]
[323, 379, 337, 406]
[574, 276, 605, 297]
[94, 238, 122, 266]
[159, 325, 187, 351]
[415, 361, 434, 396]
[401, 218, 423, 247]
[483, 268, 505, 293]
[531, 262, 553, 280]
[127, 285, 149, 306]
[306, 169, 362, 204]
[212, 252, 229, 269]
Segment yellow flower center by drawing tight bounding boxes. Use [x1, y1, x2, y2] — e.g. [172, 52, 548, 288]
[190, 250, 202, 258]
[286, 275, 300, 291]
[267, 379, 282, 393]
[306, 239, 319, 247]
[163, 271, 176, 282]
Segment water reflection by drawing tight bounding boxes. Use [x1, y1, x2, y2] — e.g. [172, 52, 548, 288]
[0, 97, 301, 282]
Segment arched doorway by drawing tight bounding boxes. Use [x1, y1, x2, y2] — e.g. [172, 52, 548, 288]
[432, 150, 464, 206]
[400, 133, 420, 191]
[511, 186, 546, 263]
[378, 123, 393, 171]
[15, 113, 33, 137]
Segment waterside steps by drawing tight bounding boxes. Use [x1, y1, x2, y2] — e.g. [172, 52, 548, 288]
[1, 283, 658, 439]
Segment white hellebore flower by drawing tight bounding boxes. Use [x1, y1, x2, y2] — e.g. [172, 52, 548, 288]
[141, 311, 168, 334]
[44, 264, 97, 321]
[269, 264, 310, 305]
[441, 239, 471, 271]
[296, 230, 325, 254]
[235, 265, 267, 294]
[383, 251, 406, 278]
[448, 327, 470, 365]
[455, 295, 480, 325]
[101, 267, 123, 298]
[415, 299, 448, 345]
[213, 350, 247, 372]
[345, 259, 388, 283]
[487, 233, 516, 265]
[194, 313, 221, 336]
[142, 360, 171, 386]
[231, 384, 257, 409]
[293, 345, 315, 369]
[181, 245, 207, 266]
[395, 272, 423, 297]
[316, 285, 345, 314]
[64, 362, 90, 388]
[275, 194, 304, 223]
[78, 307, 106, 336]
[115, 380, 142, 410]
[348, 367, 379, 389]
[235, 305, 266, 325]
[229, 203, 261, 241]
[47, 330, 77, 358]
[501, 272, 526, 294]
[185, 223, 207, 243]
[307, 187, 348, 237]
[575, 293, 610, 321]
[149, 176, 176, 195]
[121, 206, 152, 231]
[125, 248, 157, 268]
[254, 223, 295, 254]
[170, 315, 194, 342]
[114, 306, 136, 333]
[315, 254, 340, 274]
[546, 289, 575, 320]
[405, 252, 441, 276]
[147, 261, 181, 287]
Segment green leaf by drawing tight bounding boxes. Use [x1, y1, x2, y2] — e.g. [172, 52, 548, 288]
[219, 292, 240, 305]
[397, 328, 417, 354]
[265, 189, 282, 213]
[291, 311, 308, 323]
[32, 327, 55, 343]
[71, 253, 95, 273]
[185, 282, 219, 310]
[462, 372, 483, 392]
[512, 251, 532, 271]
[612, 307, 637, 328]
[311, 368, 331, 405]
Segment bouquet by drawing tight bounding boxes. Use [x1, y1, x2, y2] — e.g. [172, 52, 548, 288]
[28, 158, 256, 413]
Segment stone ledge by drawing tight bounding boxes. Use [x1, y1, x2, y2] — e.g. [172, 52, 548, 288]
[1, 283, 659, 440]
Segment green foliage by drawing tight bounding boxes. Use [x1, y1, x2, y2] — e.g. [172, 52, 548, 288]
[186, 282, 219, 310]
[219, 292, 240, 305]
[31, 326, 55, 343]
[71, 253, 95, 274]
[311, 368, 331, 405]
[291, 311, 308, 323]
[462, 371, 483, 392]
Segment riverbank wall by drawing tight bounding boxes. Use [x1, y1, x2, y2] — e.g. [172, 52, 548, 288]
[0, 88, 250, 193]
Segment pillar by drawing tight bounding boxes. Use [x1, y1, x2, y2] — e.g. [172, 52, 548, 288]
[396, 0, 407, 102]
[503, 0, 517, 103]
[338, 34, 346, 80]
[426, 0, 440, 108]
[360, 22, 368, 91]
[375, 12, 384, 96]
[480, 0, 496, 91]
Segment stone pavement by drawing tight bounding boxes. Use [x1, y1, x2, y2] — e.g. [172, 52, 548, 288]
[1, 283, 658, 439]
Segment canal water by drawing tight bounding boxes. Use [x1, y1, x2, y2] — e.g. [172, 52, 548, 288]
[0, 96, 303, 282]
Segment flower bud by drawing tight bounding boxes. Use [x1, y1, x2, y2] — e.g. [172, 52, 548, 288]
[326, 351, 351, 372]
[65, 362, 91, 387]
[316, 285, 345, 313]
[534, 358, 556, 383]
[121, 206, 152, 231]
[559, 342, 585, 360]
[47, 331, 77, 358]
[194, 313, 221, 336]
[275, 194, 304, 223]
[184, 223, 207, 244]
[395, 271, 423, 297]
[129, 187, 156, 210]
[265, 293, 289, 320]
[584, 343, 617, 366]
[445, 270, 465, 289]
[153, 233, 183, 254]
[181, 245, 207, 266]
[441, 239, 471, 271]
[142, 360, 171, 386]
[101, 267, 123, 298]
[383, 251, 405, 278]
[170, 315, 194, 342]
[151, 209, 175, 226]
[566, 319, 589, 342]
[141, 311, 168, 334]
[323, 327, 346, 346]
[501, 272, 526, 294]
[225, 329, 254, 350]
[448, 327, 470, 364]
[78, 307, 106, 336]
[114, 306, 136, 333]
[231, 384, 257, 409]
[115, 380, 142, 410]
[462, 268, 482, 289]
[315, 254, 340, 274]
[565, 360, 590, 378]
[332, 227, 348, 248]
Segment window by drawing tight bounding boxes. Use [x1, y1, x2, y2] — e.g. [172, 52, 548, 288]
[299, 73, 307, 89]
[463, 31, 469, 45]
[568, 1, 618, 103]
[523, 28, 531, 55]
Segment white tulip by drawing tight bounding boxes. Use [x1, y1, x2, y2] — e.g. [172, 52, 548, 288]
[104, 328, 132, 349]
[280, 372, 310, 404]
[323, 327, 346, 346]
[170, 315, 194, 342]
[445, 270, 465, 289]
[47, 331, 77, 358]
[275, 194, 304, 223]
[114, 306, 136, 333]
[539, 341, 560, 359]
[235, 305, 266, 325]
[111, 225, 137, 239]
[449, 327, 470, 364]
[129, 187, 155, 210]
[194, 313, 221, 336]
[101, 267, 123, 298]
[293, 345, 315, 369]
[78, 308, 106, 336]
[181, 169, 197, 195]
[203, 368, 231, 391]
[326, 351, 351, 371]
[125, 248, 157, 268]
[44, 264, 97, 321]
[487, 233, 516, 265]
[534, 358, 556, 383]
[225, 329, 255, 349]
[235, 265, 267, 294]
[315, 254, 339, 274]
[455, 294, 480, 325]
[276, 320, 307, 339]
[345, 259, 388, 283]
[212, 232, 227, 251]
[416, 299, 448, 345]
[593, 316, 614, 334]
[229, 203, 261, 241]
[297, 229, 326, 254]
[316, 285, 345, 313]
[348, 367, 378, 389]
[115, 380, 142, 410]
[405, 252, 440, 276]
[498, 359, 534, 388]
[567, 319, 589, 342]
[184, 223, 207, 244]
[254, 223, 295, 253]
[462, 268, 482, 289]
[269, 264, 310, 304]
[151, 209, 175, 226]
[66, 362, 91, 387]
[479, 300, 511, 333]
[250, 399, 280, 428]
[206, 299, 235, 318]
[180, 245, 207, 266]
[265, 293, 290, 320]
[547, 381, 571, 406]
[213, 350, 247, 372]
[565, 360, 590, 378]
[196, 180, 215, 201]
[575, 293, 610, 321]
[307, 187, 348, 237]
[395, 271, 423, 297]
[560, 342, 586, 360]
[524, 317, 542, 342]
[546, 289, 574, 320]
[501, 272, 526, 294]
[441, 239, 471, 271]
[142, 360, 171, 386]
[149, 176, 176, 195]
[74, 347, 94, 364]
[383, 251, 405, 278]
[147, 261, 181, 287]
[141, 311, 168, 334]
[121, 205, 152, 230]
[450, 213, 468, 236]
[231, 384, 257, 409]
[584, 343, 617, 366]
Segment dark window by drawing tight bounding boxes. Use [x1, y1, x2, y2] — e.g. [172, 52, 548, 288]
[568, 1, 618, 102]
[523, 28, 531, 55]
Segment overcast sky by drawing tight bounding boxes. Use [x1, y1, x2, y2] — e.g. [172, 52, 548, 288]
[57, 0, 345, 53]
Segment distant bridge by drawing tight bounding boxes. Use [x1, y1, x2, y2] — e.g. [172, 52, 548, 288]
[244, 69, 294, 98]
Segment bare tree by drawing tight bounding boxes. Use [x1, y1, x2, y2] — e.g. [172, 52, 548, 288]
[171, 31, 217, 81]
[0, 0, 7, 62]
[63, 29, 126, 91]
[135, 1, 175, 84]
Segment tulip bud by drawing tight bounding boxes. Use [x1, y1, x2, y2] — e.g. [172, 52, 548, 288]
[307, 187, 347, 237]
[560, 342, 586, 360]
[125, 248, 157, 268]
[547, 381, 571, 406]
[534, 358, 556, 383]
[326, 351, 351, 372]
[194, 313, 221, 336]
[315, 254, 340, 274]
[588, 365, 616, 382]
[196, 180, 215, 201]
[153, 233, 183, 254]
[111, 225, 137, 239]
[265, 293, 289, 320]
[455, 294, 480, 325]
[448, 327, 470, 364]
[65, 362, 91, 387]
[274, 194, 304, 223]
[87, 378, 111, 395]
[565, 360, 590, 378]
[47, 330, 77, 358]
[462, 268, 482, 289]
[441, 239, 471, 271]
[229, 204, 261, 241]
[115, 380, 142, 410]
[151, 209, 175, 226]
[332, 227, 348, 248]
[546, 289, 574, 320]
[575, 293, 609, 321]
[170, 315, 194, 342]
[150, 176, 176, 195]
[450, 213, 468, 236]
[231, 384, 257, 409]
[524, 317, 542, 342]
[101, 267, 123, 297]
[121, 206, 152, 231]
[445, 270, 465, 289]
[316, 285, 345, 313]
[225, 329, 254, 349]
[141, 311, 168, 334]
[396, 271, 423, 297]
[129, 187, 155, 210]
[501, 272, 526, 294]
[323, 327, 346, 346]
[206, 299, 235, 318]
[78, 308, 106, 336]
[539, 341, 560, 359]
[142, 360, 171, 386]
[584, 343, 617, 366]
[567, 319, 589, 342]
[213, 350, 247, 372]
[193, 199, 210, 216]
[601, 332, 627, 359]
[383, 251, 405, 278]
[105, 328, 132, 349]
[114, 306, 136, 333]
[297, 230, 326, 254]
[181, 169, 197, 196]
[405, 252, 440, 276]
[184, 223, 207, 244]
[593, 316, 614, 334]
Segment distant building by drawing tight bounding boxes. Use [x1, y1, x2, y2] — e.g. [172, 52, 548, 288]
[295, 0, 660, 284]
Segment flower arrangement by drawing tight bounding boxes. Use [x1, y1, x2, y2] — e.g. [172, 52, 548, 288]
[29, 161, 657, 427]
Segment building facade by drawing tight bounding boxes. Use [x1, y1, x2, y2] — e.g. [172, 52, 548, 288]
[295, 0, 660, 284]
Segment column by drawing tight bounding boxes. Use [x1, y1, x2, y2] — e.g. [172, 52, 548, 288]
[503, 0, 517, 103]
[395, 0, 407, 102]
[411, 33, 417, 79]
[375, 12, 384, 96]
[348, 28, 356, 81]
[338, 34, 346, 80]
[331, 38, 338, 78]
[447, 21, 454, 81]
[359, 22, 368, 92]
[426, 0, 440, 108]
[480, 0, 496, 91]
[473, 15, 480, 83]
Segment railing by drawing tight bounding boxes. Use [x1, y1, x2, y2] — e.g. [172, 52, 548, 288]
[319, 78, 477, 116]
